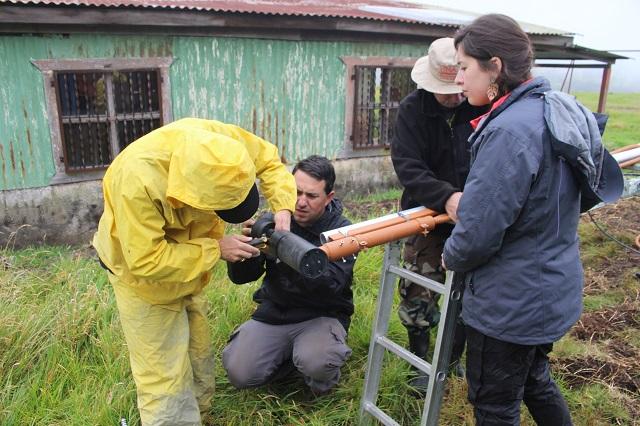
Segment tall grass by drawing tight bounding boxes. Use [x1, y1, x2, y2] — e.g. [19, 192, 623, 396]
[1, 207, 638, 425]
[0, 247, 137, 425]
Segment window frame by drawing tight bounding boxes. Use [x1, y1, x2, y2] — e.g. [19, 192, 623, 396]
[32, 57, 174, 185]
[339, 56, 417, 158]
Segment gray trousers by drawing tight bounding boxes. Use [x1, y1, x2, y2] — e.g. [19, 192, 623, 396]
[222, 317, 351, 394]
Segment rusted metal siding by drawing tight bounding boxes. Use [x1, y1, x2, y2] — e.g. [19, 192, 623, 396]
[0, 36, 55, 190]
[171, 37, 423, 163]
[0, 33, 422, 190]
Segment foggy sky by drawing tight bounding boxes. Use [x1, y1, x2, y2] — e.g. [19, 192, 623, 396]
[410, 0, 639, 92]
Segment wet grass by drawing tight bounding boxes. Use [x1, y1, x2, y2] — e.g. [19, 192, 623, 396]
[1, 196, 639, 425]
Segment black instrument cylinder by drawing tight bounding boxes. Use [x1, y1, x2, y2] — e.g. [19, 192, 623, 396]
[246, 212, 328, 279]
[264, 231, 328, 279]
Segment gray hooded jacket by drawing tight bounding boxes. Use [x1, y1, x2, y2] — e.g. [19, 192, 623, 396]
[544, 90, 621, 211]
[443, 77, 585, 345]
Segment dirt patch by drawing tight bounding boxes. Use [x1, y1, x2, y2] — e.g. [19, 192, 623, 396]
[546, 197, 640, 412]
[554, 354, 640, 396]
[583, 263, 635, 295]
[554, 335, 640, 417]
[607, 339, 639, 359]
[572, 298, 640, 341]
[586, 196, 640, 236]
[581, 196, 640, 294]
[0, 254, 12, 270]
[72, 244, 98, 260]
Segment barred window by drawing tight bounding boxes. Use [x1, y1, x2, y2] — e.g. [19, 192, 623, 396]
[353, 66, 413, 149]
[341, 57, 417, 157]
[56, 70, 162, 172]
[33, 58, 173, 184]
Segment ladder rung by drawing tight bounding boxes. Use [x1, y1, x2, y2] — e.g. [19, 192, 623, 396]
[389, 265, 446, 294]
[362, 401, 401, 426]
[376, 335, 432, 374]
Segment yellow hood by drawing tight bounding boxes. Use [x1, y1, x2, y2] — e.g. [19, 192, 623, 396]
[164, 128, 256, 211]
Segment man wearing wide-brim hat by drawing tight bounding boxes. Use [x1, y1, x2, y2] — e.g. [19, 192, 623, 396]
[390, 37, 488, 390]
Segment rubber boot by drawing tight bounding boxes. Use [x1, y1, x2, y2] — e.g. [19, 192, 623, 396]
[448, 319, 466, 378]
[407, 327, 430, 394]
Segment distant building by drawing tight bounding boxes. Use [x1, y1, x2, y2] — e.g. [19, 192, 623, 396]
[0, 0, 623, 247]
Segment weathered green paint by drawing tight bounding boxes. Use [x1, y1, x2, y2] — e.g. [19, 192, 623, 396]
[0, 35, 56, 190]
[0, 34, 424, 190]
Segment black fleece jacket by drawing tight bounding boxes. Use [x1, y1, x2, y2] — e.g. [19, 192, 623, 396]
[391, 89, 487, 236]
[227, 199, 355, 331]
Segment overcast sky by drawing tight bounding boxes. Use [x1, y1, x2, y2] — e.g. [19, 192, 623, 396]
[409, 0, 639, 92]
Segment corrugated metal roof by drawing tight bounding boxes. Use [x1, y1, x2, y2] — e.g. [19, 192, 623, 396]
[359, 5, 571, 35]
[2, 0, 572, 35]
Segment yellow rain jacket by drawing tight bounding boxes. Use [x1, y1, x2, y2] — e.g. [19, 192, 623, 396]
[92, 118, 296, 305]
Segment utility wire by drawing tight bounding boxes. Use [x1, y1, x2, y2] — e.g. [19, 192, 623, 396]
[587, 211, 640, 255]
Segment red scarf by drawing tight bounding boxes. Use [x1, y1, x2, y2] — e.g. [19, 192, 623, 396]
[470, 92, 511, 130]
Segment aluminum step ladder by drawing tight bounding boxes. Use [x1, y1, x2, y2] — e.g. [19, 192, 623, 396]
[359, 240, 464, 426]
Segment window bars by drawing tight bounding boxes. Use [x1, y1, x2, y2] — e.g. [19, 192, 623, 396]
[353, 66, 413, 150]
[55, 69, 162, 172]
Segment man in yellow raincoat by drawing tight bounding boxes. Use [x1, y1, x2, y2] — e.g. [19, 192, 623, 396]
[92, 118, 296, 425]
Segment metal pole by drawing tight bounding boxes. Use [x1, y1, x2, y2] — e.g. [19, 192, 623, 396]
[597, 64, 612, 113]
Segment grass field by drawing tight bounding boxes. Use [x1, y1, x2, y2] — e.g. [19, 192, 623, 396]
[1, 198, 639, 425]
[1, 93, 638, 425]
[575, 92, 640, 150]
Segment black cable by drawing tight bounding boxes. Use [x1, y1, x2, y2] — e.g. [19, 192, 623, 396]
[587, 210, 640, 255]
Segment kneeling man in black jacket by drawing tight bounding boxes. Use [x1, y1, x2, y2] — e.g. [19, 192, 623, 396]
[222, 155, 355, 395]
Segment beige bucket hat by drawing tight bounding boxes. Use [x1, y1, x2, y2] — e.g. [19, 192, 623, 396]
[411, 37, 462, 94]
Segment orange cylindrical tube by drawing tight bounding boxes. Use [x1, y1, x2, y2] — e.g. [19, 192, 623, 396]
[611, 143, 640, 154]
[323, 208, 438, 242]
[320, 214, 450, 260]
[619, 155, 640, 168]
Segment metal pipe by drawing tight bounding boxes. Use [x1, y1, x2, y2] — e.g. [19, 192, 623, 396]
[318, 142, 638, 261]
[597, 64, 612, 113]
[612, 147, 640, 164]
[320, 206, 437, 243]
[619, 157, 640, 169]
[611, 143, 640, 155]
[319, 213, 450, 260]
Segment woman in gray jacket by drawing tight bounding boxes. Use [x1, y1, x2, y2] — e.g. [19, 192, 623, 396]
[442, 14, 621, 426]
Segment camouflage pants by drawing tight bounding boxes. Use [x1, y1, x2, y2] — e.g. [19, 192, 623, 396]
[397, 233, 446, 331]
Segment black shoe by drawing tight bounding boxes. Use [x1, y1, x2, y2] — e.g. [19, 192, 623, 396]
[406, 327, 431, 396]
[309, 386, 334, 398]
[407, 327, 430, 359]
[448, 360, 465, 378]
[408, 370, 429, 396]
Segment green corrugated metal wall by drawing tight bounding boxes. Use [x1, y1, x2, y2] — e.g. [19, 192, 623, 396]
[0, 34, 424, 190]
